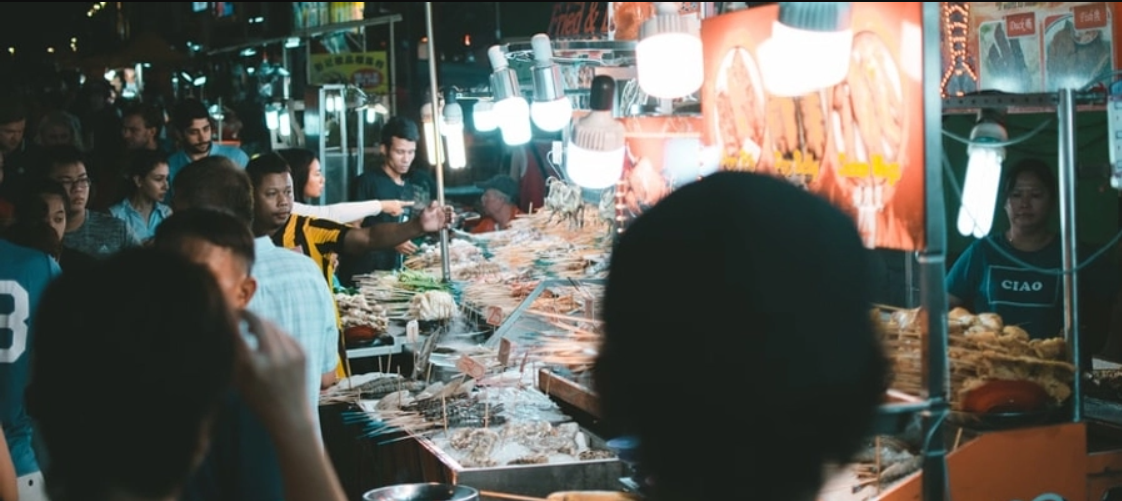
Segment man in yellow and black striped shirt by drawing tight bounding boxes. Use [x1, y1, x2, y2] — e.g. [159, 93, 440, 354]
[247, 153, 451, 283]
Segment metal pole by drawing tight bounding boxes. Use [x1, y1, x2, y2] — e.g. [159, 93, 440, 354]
[424, 1, 451, 283]
[389, 20, 397, 116]
[1058, 88, 1082, 422]
[919, 3, 949, 500]
[340, 88, 349, 205]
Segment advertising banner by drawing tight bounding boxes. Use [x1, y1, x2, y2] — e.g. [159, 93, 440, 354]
[308, 51, 388, 94]
[700, 3, 925, 250]
[970, 2, 1117, 93]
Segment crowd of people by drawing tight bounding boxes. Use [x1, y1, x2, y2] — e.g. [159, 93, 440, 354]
[15, 69, 1114, 501]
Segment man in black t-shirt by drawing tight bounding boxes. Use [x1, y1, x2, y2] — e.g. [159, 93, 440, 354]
[339, 117, 437, 285]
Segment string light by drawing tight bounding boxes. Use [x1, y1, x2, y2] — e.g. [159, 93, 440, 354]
[940, 2, 978, 98]
[614, 179, 627, 234]
[86, 1, 108, 17]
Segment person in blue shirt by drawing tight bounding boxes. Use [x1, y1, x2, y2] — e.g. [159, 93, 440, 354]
[947, 159, 1119, 363]
[164, 98, 249, 203]
[109, 150, 173, 242]
[0, 238, 61, 500]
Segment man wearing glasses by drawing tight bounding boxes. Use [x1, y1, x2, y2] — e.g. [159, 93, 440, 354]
[42, 146, 139, 258]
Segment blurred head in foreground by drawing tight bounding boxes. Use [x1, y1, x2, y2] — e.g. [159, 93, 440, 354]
[596, 171, 887, 501]
[27, 248, 237, 501]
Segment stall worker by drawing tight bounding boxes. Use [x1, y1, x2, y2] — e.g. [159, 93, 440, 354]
[948, 159, 1119, 363]
[339, 117, 438, 283]
[470, 174, 523, 233]
[594, 171, 887, 501]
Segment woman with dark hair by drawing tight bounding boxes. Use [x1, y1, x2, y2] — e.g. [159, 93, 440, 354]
[4, 179, 95, 272]
[594, 172, 887, 501]
[278, 148, 411, 224]
[109, 150, 172, 242]
[948, 159, 1119, 358]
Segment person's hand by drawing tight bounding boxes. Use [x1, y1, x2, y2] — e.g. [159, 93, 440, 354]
[235, 310, 312, 430]
[395, 241, 418, 255]
[416, 201, 452, 233]
[381, 200, 414, 217]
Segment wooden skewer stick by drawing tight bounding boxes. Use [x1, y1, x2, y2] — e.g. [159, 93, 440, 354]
[478, 491, 547, 501]
[442, 395, 448, 435]
[874, 436, 882, 496]
[953, 428, 964, 451]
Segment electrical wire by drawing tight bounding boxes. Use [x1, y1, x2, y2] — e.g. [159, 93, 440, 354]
[941, 152, 1122, 275]
[941, 117, 1054, 149]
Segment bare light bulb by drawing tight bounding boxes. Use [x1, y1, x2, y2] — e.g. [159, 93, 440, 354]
[473, 100, 498, 132]
[636, 2, 703, 99]
[442, 102, 467, 170]
[956, 121, 1008, 238]
[421, 103, 439, 166]
[488, 45, 532, 146]
[529, 34, 572, 132]
[566, 76, 626, 190]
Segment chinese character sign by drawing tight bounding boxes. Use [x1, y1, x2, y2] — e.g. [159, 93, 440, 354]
[308, 51, 388, 95]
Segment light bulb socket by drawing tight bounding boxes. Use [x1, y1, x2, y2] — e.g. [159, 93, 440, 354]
[777, 2, 852, 32]
[532, 65, 566, 102]
[589, 75, 616, 112]
[487, 45, 508, 71]
[491, 68, 521, 101]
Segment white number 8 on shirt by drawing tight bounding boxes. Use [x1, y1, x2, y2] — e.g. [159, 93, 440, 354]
[0, 281, 30, 363]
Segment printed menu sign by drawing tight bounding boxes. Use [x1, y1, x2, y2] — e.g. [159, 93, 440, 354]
[549, 2, 610, 40]
[308, 51, 388, 94]
[699, 3, 925, 251]
[970, 2, 1118, 93]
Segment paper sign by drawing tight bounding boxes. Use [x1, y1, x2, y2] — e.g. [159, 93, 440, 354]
[457, 355, 487, 380]
[486, 306, 505, 327]
[406, 320, 419, 344]
[498, 338, 514, 367]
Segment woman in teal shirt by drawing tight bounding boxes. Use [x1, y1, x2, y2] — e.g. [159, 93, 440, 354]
[109, 150, 172, 242]
[947, 159, 1118, 363]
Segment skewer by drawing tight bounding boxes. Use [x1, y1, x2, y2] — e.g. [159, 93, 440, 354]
[874, 437, 882, 496]
[953, 428, 964, 450]
[442, 395, 448, 434]
[478, 491, 547, 501]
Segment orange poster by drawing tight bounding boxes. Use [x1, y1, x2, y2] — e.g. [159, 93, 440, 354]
[699, 3, 926, 251]
[616, 116, 705, 226]
[969, 2, 1117, 93]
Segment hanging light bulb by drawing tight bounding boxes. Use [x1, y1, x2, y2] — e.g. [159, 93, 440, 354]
[529, 34, 572, 132]
[956, 119, 1008, 238]
[566, 76, 626, 190]
[265, 108, 279, 130]
[473, 100, 498, 132]
[279, 111, 291, 137]
[488, 45, 532, 146]
[421, 102, 439, 166]
[757, 2, 853, 97]
[636, 2, 703, 99]
[443, 101, 467, 170]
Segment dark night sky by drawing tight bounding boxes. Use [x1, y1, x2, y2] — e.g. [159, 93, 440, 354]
[0, 3, 93, 51]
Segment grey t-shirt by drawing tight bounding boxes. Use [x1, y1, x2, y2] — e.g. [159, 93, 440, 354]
[63, 210, 140, 258]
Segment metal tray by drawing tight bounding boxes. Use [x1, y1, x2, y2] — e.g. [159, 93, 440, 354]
[412, 427, 626, 499]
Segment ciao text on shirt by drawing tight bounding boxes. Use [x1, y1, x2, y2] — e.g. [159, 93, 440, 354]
[1002, 279, 1045, 293]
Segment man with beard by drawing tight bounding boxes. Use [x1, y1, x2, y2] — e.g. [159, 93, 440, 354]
[164, 98, 249, 202]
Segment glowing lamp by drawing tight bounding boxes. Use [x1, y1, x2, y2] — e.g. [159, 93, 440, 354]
[442, 102, 467, 170]
[956, 120, 1008, 238]
[488, 45, 532, 146]
[529, 34, 572, 132]
[566, 76, 626, 190]
[473, 100, 498, 132]
[636, 2, 703, 99]
[757, 2, 853, 97]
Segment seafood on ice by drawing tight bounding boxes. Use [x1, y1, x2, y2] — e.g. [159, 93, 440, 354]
[408, 290, 458, 321]
[435, 420, 615, 469]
